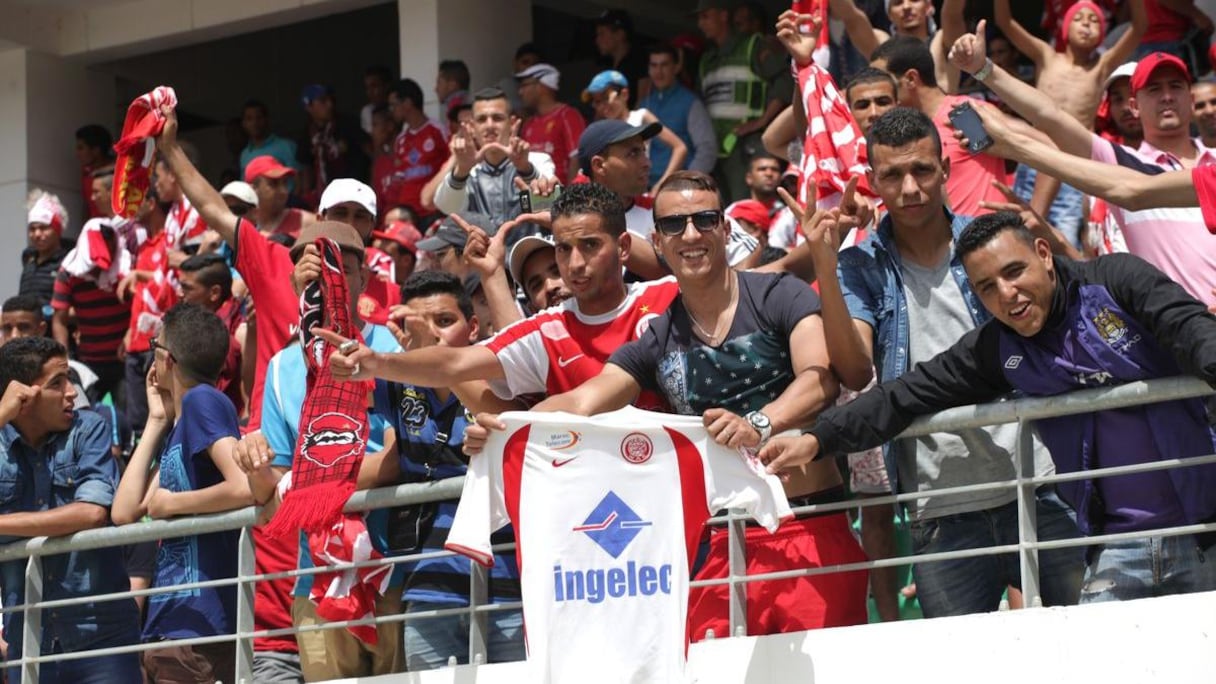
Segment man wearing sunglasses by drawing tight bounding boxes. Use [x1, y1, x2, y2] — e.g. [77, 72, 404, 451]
[464, 170, 870, 638]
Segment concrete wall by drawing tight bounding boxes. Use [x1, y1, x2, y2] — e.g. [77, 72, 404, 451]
[321, 591, 1216, 684]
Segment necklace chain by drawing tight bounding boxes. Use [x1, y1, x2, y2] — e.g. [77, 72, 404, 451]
[687, 274, 738, 344]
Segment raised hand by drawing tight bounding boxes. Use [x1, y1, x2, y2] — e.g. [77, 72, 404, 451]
[836, 175, 873, 234]
[0, 381, 41, 425]
[776, 9, 821, 67]
[506, 117, 532, 170]
[777, 186, 839, 270]
[154, 105, 179, 150]
[451, 120, 482, 178]
[948, 18, 989, 74]
[452, 212, 512, 278]
[291, 243, 322, 295]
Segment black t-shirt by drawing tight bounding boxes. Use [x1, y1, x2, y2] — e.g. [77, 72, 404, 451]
[19, 247, 66, 306]
[599, 47, 651, 107]
[610, 271, 821, 416]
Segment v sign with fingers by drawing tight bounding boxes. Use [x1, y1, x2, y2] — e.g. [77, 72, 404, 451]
[451, 121, 483, 179]
[777, 186, 840, 272]
[506, 117, 533, 174]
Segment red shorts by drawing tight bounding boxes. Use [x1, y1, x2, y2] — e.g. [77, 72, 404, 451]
[688, 512, 869, 641]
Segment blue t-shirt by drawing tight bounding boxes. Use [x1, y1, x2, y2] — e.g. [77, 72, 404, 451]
[142, 384, 241, 641]
[382, 383, 520, 606]
[264, 324, 403, 595]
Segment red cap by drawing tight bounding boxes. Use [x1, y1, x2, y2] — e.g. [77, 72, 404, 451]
[1130, 52, 1192, 95]
[372, 220, 422, 253]
[244, 155, 296, 184]
[726, 200, 773, 232]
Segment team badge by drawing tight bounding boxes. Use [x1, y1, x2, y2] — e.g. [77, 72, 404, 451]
[302, 412, 365, 468]
[620, 433, 653, 464]
[1092, 307, 1128, 347]
[423, 137, 435, 153]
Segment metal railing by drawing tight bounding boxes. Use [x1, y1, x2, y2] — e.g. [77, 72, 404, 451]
[1, 376, 1212, 682]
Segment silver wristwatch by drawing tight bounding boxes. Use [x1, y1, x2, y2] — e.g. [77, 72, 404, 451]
[745, 411, 773, 446]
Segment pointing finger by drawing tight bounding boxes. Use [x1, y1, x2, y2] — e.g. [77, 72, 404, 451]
[310, 327, 349, 347]
[776, 187, 805, 222]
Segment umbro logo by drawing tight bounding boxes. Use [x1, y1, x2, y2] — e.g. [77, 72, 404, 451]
[1004, 355, 1023, 370]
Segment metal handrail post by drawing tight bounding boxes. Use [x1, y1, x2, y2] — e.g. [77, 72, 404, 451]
[468, 562, 489, 664]
[234, 526, 256, 683]
[727, 510, 748, 637]
[1015, 418, 1041, 605]
[21, 550, 44, 683]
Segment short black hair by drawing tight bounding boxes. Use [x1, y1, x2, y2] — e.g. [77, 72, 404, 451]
[365, 64, 394, 82]
[371, 103, 393, 120]
[552, 182, 627, 237]
[0, 336, 66, 392]
[649, 43, 680, 62]
[448, 103, 472, 125]
[515, 42, 542, 61]
[242, 99, 268, 116]
[845, 67, 899, 103]
[179, 254, 234, 304]
[866, 107, 942, 162]
[956, 211, 1035, 262]
[160, 303, 230, 385]
[872, 35, 938, 88]
[391, 79, 425, 109]
[438, 60, 471, 90]
[401, 270, 474, 320]
[3, 295, 45, 316]
[654, 170, 723, 211]
[748, 153, 782, 171]
[474, 86, 508, 102]
[75, 124, 113, 154]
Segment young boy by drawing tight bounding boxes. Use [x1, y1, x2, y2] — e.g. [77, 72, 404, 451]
[993, 0, 1145, 241]
[112, 303, 252, 683]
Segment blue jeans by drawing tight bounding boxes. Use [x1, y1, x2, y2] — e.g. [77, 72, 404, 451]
[1079, 533, 1216, 602]
[404, 601, 525, 671]
[7, 650, 142, 684]
[910, 488, 1086, 618]
[1013, 164, 1084, 248]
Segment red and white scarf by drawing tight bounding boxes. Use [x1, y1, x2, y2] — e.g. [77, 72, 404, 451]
[112, 86, 177, 218]
[794, 61, 875, 209]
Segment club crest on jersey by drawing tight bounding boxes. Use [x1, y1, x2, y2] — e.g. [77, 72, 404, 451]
[620, 433, 653, 464]
[302, 412, 365, 468]
[1092, 307, 1141, 352]
[545, 431, 582, 451]
[635, 312, 658, 338]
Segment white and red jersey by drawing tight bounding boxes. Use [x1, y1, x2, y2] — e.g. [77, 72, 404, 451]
[164, 196, 208, 250]
[447, 408, 791, 684]
[392, 120, 451, 214]
[483, 277, 680, 410]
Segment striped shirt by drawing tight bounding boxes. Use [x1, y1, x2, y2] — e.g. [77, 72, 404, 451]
[1090, 134, 1216, 307]
[51, 272, 131, 363]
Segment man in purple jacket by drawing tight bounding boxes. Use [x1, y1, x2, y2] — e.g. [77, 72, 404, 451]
[761, 211, 1216, 604]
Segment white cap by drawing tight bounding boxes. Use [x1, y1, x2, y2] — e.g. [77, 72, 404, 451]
[515, 63, 561, 91]
[319, 178, 377, 217]
[508, 234, 556, 285]
[1105, 61, 1138, 91]
[219, 181, 258, 207]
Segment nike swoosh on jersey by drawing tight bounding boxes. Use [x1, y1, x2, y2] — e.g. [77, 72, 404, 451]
[557, 354, 584, 368]
[552, 457, 577, 467]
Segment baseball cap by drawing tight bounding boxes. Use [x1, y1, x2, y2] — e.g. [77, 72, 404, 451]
[416, 212, 498, 252]
[244, 155, 296, 184]
[372, 220, 423, 254]
[463, 272, 483, 298]
[301, 84, 333, 107]
[726, 200, 773, 232]
[577, 119, 661, 174]
[515, 63, 561, 91]
[219, 181, 258, 207]
[289, 220, 365, 262]
[583, 70, 629, 102]
[508, 234, 556, 285]
[1104, 61, 1138, 91]
[319, 178, 377, 217]
[1130, 52, 1192, 95]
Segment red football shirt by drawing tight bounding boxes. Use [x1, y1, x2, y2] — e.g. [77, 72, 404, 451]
[358, 247, 400, 326]
[521, 104, 586, 182]
[126, 230, 176, 354]
[233, 218, 300, 431]
[393, 121, 450, 215]
[484, 277, 679, 409]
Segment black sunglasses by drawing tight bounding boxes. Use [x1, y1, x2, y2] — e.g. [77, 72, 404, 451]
[654, 210, 723, 236]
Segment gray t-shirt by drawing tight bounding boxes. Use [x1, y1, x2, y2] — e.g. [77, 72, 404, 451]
[899, 252, 1054, 520]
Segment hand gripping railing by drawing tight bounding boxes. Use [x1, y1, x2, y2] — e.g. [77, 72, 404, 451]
[0, 376, 1211, 681]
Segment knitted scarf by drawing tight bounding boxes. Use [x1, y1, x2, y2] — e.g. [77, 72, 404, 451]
[112, 86, 177, 218]
[263, 237, 390, 643]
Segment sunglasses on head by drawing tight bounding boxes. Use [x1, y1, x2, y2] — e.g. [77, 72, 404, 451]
[653, 210, 723, 236]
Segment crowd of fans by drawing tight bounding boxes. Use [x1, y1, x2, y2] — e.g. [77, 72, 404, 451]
[5, 0, 1216, 681]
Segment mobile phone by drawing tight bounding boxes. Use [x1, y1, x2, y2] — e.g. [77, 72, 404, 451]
[520, 185, 562, 214]
[948, 102, 994, 154]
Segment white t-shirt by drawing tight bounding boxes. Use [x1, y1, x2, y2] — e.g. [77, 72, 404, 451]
[447, 407, 791, 684]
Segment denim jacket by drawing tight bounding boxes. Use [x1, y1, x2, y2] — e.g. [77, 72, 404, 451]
[0, 411, 139, 657]
[837, 209, 988, 492]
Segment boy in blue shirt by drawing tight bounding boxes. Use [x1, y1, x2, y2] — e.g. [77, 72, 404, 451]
[113, 303, 252, 683]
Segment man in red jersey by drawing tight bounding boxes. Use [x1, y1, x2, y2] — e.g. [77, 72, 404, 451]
[517, 63, 587, 184]
[316, 182, 677, 414]
[389, 78, 450, 220]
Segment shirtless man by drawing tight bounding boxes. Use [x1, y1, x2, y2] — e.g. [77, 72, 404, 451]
[830, 0, 966, 92]
[993, 0, 1145, 244]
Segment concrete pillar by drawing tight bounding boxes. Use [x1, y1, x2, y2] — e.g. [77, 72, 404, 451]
[0, 48, 114, 300]
[397, 0, 532, 120]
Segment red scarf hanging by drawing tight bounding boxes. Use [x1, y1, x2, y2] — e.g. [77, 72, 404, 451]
[263, 238, 389, 643]
[795, 61, 876, 208]
[112, 86, 177, 218]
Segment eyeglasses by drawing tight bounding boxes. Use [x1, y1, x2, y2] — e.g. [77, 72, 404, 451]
[149, 336, 174, 361]
[653, 210, 723, 236]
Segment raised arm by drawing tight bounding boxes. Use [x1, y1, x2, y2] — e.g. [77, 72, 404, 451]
[1099, 0, 1146, 73]
[828, 0, 887, 59]
[155, 108, 240, 247]
[761, 105, 798, 161]
[935, 0, 969, 93]
[646, 113, 689, 194]
[993, 0, 1052, 67]
[949, 20, 1093, 157]
[315, 327, 506, 387]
